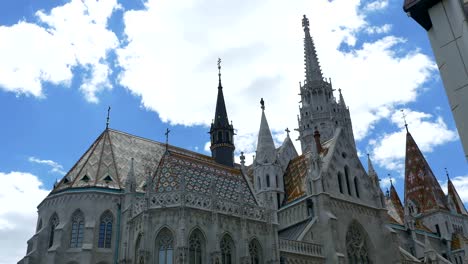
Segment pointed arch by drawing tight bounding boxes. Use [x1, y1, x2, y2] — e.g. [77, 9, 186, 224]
[346, 221, 372, 264]
[70, 209, 85, 248]
[155, 227, 174, 264]
[220, 233, 235, 264]
[188, 228, 205, 264]
[48, 213, 59, 248]
[248, 238, 262, 264]
[354, 177, 360, 198]
[98, 210, 113, 248]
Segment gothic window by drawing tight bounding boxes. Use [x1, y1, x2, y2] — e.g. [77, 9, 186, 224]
[249, 239, 262, 264]
[218, 131, 223, 143]
[189, 229, 205, 264]
[354, 177, 360, 198]
[156, 228, 174, 264]
[337, 172, 344, 194]
[98, 211, 113, 248]
[257, 177, 261, 190]
[459, 256, 463, 264]
[307, 198, 314, 217]
[308, 180, 313, 194]
[220, 234, 234, 264]
[70, 210, 85, 248]
[346, 222, 371, 264]
[49, 213, 59, 248]
[266, 175, 270, 188]
[345, 166, 352, 196]
[225, 132, 230, 143]
[276, 174, 279, 188]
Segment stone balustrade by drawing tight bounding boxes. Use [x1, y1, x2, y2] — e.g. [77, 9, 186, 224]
[279, 238, 323, 257]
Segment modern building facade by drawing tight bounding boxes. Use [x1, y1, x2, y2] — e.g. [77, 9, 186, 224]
[18, 15, 468, 264]
[404, 0, 468, 160]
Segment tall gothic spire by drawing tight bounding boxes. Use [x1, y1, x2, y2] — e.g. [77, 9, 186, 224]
[367, 154, 379, 187]
[446, 169, 468, 215]
[210, 58, 235, 167]
[256, 98, 276, 164]
[302, 15, 323, 83]
[404, 130, 448, 214]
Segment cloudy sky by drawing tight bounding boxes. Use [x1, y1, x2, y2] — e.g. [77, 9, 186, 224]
[0, 0, 467, 262]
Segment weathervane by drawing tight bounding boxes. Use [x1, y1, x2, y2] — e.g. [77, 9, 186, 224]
[106, 106, 111, 129]
[400, 109, 409, 133]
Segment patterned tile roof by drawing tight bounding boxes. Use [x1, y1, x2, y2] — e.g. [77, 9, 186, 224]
[404, 132, 448, 214]
[447, 179, 468, 215]
[153, 151, 257, 206]
[386, 185, 405, 225]
[283, 154, 309, 204]
[52, 129, 217, 194]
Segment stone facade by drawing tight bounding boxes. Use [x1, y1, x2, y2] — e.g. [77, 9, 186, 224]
[18, 14, 468, 264]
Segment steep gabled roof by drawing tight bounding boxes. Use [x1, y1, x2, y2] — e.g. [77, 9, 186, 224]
[404, 132, 448, 214]
[386, 184, 405, 224]
[153, 151, 257, 206]
[447, 179, 468, 215]
[283, 154, 309, 204]
[53, 129, 215, 194]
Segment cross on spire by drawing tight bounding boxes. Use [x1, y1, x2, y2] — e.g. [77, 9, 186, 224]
[401, 109, 409, 133]
[106, 106, 111, 129]
[217, 58, 222, 88]
[165, 128, 171, 150]
[260, 98, 265, 110]
[445, 167, 450, 181]
[285, 127, 290, 136]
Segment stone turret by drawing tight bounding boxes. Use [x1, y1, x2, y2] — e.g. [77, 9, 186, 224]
[253, 99, 284, 209]
[209, 59, 235, 167]
[297, 15, 355, 153]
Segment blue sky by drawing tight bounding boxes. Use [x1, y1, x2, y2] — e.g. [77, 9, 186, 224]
[0, 0, 467, 262]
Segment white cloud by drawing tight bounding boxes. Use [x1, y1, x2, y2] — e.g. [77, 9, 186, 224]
[379, 176, 397, 190]
[371, 109, 458, 171]
[28, 156, 66, 175]
[0, 0, 120, 102]
[365, 24, 392, 34]
[441, 175, 468, 203]
[116, 0, 435, 164]
[0, 171, 49, 264]
[364, 0, 389, 11]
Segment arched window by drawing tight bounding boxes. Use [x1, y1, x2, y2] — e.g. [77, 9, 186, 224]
[346, 221, 371, 264]
[70, 210, 85, 248]
[220, 234, 234, 264]
[248, 239, 262, 264]
[218, 131, 223, 143]
[189, 229, 205, 264]
[257, 177, 261, 190]
[344, 166, 352, 196]
[98, 211, 113, 248]
[266, 175, 270, 188]
[225, 132, 230, 143]
[337, 172, 343, 194]
[48, 213, 59, 248]
[354, 177, 360, 198]
[156, 228, 174, 264]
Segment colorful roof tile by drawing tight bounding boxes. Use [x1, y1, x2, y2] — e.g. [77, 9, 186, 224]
[283, 154, 309, 203]
[386, 185, 405, 224]
[404, 132, 448, 214]
[153, 151, 257, 206]
[447, 179, 468, 215]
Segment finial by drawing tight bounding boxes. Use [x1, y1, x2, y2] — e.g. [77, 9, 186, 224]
[165, 128, 171, 150]
[285, 127, 290, 136]
[240, 151, 245, 166]
[445, 167, 450, 181]
[260, 98, 265, 110]
[388, 174, 393, 187]
[367, 153, 370, 158]
[106, 106, 111, 129]
[401, 109, 409, 133]
[302, 14, 310, 30]
[217, 58, 222, 88]
[386, 188, 390, 197]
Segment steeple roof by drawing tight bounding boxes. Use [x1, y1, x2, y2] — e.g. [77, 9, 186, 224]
[302, 15, 323, 83]
[256, 99, 277, 164]
[367, 154, 379, 187]
[386, 183, 405, 224]
[213, 79, 230, 128]
[447, 178, 468, 215]
[404, 131, 448, 214]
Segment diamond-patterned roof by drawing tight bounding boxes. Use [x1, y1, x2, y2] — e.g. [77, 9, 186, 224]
[53, 129, 215, 193]
[283, 154, 309, 204]
[404, 132, 448, 214]
[153, 151, 257, 205]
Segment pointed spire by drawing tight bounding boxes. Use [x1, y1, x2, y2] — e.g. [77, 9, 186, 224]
[367, 153, 376, 175]
[404, 131, 448, 214]
[106, 106, 111, 129]
[339, 89, 346, 107]
[256, 98, 276, 164]
[446, 168, 468, 215]
[387, 179, 405, 224]
[302, 15, 323, 83]
[210, 58, 235, 167]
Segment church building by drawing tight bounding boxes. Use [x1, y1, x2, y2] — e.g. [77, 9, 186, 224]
[18, 15, 468, 264]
